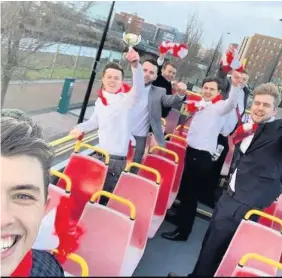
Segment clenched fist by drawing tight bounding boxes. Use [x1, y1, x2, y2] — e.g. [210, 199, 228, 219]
[125, 48, 140, 68]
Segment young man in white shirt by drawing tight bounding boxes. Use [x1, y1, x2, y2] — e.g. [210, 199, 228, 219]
[161, 70, 243, 242]
[204, 71, 251, 207]
[69, 49, 143, 201]
[131, 59, 187, 164]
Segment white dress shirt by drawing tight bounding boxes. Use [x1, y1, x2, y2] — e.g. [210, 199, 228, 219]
[131, 85, 151, 137]
[221, 88, 245, 136]
[229, 117, 275, 191]
[76, 64, 143, 157]
[187, 85, 241, 155]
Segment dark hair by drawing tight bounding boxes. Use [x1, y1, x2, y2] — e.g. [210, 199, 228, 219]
[1, 110, 53, 200]
[144, 59, 158, 67]
[103, 62, 124, 79]
[202, 77, 222, 91]
[163, 61, 176, 70]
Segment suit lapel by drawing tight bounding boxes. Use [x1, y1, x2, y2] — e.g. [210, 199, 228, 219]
[246, 122, 272, 154]
[148, 85, 154, 114]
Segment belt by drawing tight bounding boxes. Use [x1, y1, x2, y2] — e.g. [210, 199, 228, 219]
[93, 153, 126, 161]
[110, 155, 126, 161]
[226, 186, 235, 197]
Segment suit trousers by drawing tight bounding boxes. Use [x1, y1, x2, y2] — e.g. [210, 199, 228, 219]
[94, 153, 126, 205]
[191, 191, 257, 276]
[175, 147, 213, 236]
[200, 134, 229, 206]
[132, 135, 147, 165]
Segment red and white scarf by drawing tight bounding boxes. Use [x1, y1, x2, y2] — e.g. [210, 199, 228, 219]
[185, 94, 223, 114]
[159, 41, 189, 59]
[98, 82, 131, 106]
[179, 94, 223, 135]
[231, 121, 258, 145]
[11, 250, 33, 277]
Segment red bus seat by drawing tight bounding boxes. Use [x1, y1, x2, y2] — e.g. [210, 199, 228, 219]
[57, 149, 109, 221]
[215, 210, 282, 277]
[138, 146, 178, 238]
[164, 136, 186, 208]
[46, 170, 72, 214]
[62, 191, 136, 277]
[230, 253, 282, 277]
[167, 133, 188, 148]
[107, 163, 160, 276]
[259, 201, 278, 228]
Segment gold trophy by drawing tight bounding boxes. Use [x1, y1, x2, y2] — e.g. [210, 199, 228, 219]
[123, 32, 142, 50]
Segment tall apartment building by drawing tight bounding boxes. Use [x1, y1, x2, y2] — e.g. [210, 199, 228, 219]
[238, 34, 282, 86]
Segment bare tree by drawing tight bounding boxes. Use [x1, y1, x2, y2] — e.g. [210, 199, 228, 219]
[173, 12, 204, 80]
[1, 1, 97, 106]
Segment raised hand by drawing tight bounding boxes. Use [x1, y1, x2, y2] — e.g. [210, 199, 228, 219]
[231, 70, 243, 88]
[175, 82, 187, 96]
[125, 48, 140, 68]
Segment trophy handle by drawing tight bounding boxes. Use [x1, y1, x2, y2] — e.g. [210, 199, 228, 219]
[122, 32, 127, 42]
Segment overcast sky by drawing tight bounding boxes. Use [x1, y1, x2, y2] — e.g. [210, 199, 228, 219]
[91, 1, 282, 49]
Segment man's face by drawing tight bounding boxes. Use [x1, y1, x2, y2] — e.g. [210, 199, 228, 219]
[162, 64, 176, 82]
[1, 155, 46, 276]
[202, 81, 220, 102]
[241, 73, 249, 88]
[251, 94, 277, 124]
[142, 62, 158, 85]
[102, 68, 123, 93]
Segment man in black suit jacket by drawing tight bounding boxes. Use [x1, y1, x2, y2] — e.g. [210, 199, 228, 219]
[152, 53, 178, 118]
[168, 83, 282, 277]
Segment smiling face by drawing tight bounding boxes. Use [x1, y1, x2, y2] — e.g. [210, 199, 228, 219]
[202, 81, 220, 102]
[250, 94, 277, 123]
[1, 155, 46, 276]
[102, 68, 123, 93]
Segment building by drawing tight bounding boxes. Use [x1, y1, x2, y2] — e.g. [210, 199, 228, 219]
[140, 22, 157, 43]
[238, 34, 282, 86]
[111, 12, 144, 35]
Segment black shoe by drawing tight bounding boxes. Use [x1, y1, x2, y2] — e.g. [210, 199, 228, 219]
[167, 272, 178, 277]
[161, 229, 189, 241]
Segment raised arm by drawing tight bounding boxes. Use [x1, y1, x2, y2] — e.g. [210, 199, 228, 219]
[124, 49, 144, 107]
[157, 54, 165, 76]
[161, 82, 187, 107]
[215, 70, 243, 116]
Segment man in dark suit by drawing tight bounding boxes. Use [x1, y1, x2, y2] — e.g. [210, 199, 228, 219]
[203, 67, 251, 207]
[168, 82, 282, 277]
[153, 53, 178, 118]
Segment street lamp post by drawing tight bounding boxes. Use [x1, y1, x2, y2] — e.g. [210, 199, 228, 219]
[78, 1, 116, 124]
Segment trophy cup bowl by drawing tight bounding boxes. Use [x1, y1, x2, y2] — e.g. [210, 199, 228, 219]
[123, 32, 142, 50]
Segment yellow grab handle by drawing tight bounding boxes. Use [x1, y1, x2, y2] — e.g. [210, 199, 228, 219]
[165, 133, 187, 143]
[176, 125, 189, 131]
[244, 209, 282, 232]
[74, 142, 110, 165]
[124, 162, 161, 184]
[50, 169, 72, 193]
[49, 135, 75, 147]
[52, 249, 89, 276]
[239, 253, 282, 270]
[90, 191, 136, 220]
[149, 146, 179, 163]
[161, 118, 166, 126]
